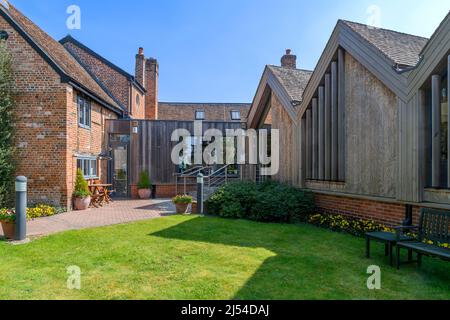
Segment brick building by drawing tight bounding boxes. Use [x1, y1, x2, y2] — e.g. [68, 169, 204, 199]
[0, 3, 250, 208]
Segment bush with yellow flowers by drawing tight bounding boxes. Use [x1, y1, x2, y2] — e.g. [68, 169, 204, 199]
[308, 213, 393, 237]
[0, 204, 65, 222]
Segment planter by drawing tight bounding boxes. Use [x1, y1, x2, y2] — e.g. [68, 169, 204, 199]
[74, 196, 91, 211]
[1, 221, 15, 240]
[175, 203, 189, 214]
[138, 188, 151, 199]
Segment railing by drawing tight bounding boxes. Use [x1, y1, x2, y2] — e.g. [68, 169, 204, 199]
[174, 164, 242, 196]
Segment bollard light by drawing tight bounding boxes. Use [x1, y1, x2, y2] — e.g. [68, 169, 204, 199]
[196, 173, 204, 215]
[15, 176, 27, 241]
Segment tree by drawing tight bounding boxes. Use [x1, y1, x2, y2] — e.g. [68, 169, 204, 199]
[0, 42, 15, 208]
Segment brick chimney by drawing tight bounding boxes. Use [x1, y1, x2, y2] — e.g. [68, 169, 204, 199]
[135, 47, 145, 87]
[145, 58, 159, 120]
[281, 49, 297, 69]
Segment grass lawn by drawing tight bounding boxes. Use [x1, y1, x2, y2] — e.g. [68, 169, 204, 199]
[0, 215, 449, 300]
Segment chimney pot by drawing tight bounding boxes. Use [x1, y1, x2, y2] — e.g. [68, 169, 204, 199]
[138, 47, 144, 55]
[281, 49, 297, 69]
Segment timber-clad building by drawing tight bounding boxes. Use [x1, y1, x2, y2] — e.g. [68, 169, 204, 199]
[248, 14, 450, 226]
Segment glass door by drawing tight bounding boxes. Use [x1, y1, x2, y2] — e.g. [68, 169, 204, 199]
[110, 134, 130, 198]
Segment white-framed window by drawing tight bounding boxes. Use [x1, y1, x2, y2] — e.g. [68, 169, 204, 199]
[78, 96, 91, 128]
[77, 157, 98, 179]
[195, 110, 205, 120]
[231, 110, 241, 120]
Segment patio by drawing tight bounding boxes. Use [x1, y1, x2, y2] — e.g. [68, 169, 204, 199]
[0, 199, 175, 237]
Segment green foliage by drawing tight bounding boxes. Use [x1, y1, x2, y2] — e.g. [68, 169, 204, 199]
[73, 169, 91, 198]
[308, 213, 392, 237]
[0, 42, 15, 208]
[138, 170, 152, 189]
[205, 181, 315, 223]
[172, 195, 193, 205]
[0, 204, 65, 222]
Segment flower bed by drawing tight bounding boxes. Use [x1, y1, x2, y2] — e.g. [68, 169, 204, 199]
[0, 204, 66, 222]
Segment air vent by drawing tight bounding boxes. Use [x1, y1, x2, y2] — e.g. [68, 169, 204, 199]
[0, 31, 8, 41]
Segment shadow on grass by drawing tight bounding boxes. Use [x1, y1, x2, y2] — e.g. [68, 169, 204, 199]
[150, 216, 450, 300]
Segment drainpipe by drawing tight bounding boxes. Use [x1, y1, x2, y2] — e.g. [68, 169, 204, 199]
[403, 204, 413, 226]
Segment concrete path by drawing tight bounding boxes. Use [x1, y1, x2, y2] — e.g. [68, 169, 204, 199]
[1, 199, 176, 237]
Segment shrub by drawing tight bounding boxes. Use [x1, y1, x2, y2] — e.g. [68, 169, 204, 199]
[0, 42, 15, 208]
[172, 195, 193, 205]
[205, 181, 314, 223]
[138, 170, 152, 189]
[308, 213, 392, 237]
[0, 204, 65, 222]
[73, 169, 91, 199]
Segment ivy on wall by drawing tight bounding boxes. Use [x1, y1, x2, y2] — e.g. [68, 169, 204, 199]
[0, 41, 15, 208]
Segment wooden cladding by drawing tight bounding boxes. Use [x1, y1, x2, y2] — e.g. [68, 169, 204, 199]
[303, 48, 346, 183]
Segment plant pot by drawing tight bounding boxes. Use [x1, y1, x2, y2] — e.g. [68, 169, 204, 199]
[175, 203, 189, 214]
[1, 221, 15, 240]
[74, 196, 91, 211]
[138, 188, 151, 199]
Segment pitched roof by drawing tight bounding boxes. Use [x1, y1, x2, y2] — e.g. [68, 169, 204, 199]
[341, 20, 429, 68]
[60, 35, 146, 93]
[0, 4, 123, 113]
[267, 66, 313, 103]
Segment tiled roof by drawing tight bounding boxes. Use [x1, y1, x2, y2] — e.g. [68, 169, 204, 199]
[267, 65, 313, 103]
[0, 4, 122, 112]
[342, 20, 429, 68]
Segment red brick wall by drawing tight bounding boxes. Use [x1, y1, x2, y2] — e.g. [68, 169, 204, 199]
[66, 88, 118, 208]
[145, 58, 158, 120]
[314, 193, 421, 227]
[63, 42, 133, 113]
[158, 103, 251, 122]
[1, 14, 71, 206]
[1, 14, 118, 209]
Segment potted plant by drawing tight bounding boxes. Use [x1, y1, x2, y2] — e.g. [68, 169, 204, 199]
[138, 170, 152, 199]
[0, 208, 15, 239]
[172, 195, 193, 214]
[73, 168, 92, 211]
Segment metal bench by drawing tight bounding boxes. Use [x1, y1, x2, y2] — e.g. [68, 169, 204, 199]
[396, 208, 450, 269]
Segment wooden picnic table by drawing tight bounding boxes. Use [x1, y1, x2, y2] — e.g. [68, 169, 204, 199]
[88, 184, 113, 207]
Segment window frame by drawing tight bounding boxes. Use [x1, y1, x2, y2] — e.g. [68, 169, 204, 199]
[195, 110, 205, 120]
[77, 96, 92, 129]
[230, 110, 241, 120]
[77, 157, 98, 179]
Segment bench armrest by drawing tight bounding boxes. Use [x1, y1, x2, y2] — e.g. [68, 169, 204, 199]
[394, 226, 418, 241]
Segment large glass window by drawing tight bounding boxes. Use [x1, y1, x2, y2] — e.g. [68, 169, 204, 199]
[78, 96, 91, 128]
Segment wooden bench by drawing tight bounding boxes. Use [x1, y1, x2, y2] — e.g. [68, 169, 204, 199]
[396, 208, 450, 269]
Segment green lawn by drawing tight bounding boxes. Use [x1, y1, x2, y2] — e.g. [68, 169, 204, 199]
[0, 215, 449, 300]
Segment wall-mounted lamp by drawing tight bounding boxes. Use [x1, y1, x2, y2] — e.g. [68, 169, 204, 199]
[131, 121, 139, 134]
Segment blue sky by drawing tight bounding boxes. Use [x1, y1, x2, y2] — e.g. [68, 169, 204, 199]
[10, 0, 450, 103]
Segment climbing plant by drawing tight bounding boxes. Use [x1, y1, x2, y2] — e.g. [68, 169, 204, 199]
[0, 42, 15, 208]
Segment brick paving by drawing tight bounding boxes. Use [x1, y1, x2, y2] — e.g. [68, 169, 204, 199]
[1, 199, 176, 237]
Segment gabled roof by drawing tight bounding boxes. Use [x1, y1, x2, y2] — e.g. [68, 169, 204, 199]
[247, 65, 313, 128]
[342, 20, 428, 68]
[60, 35, 146, 93]
[267, 66, 313, 104]
[0, 4, 123, 114]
